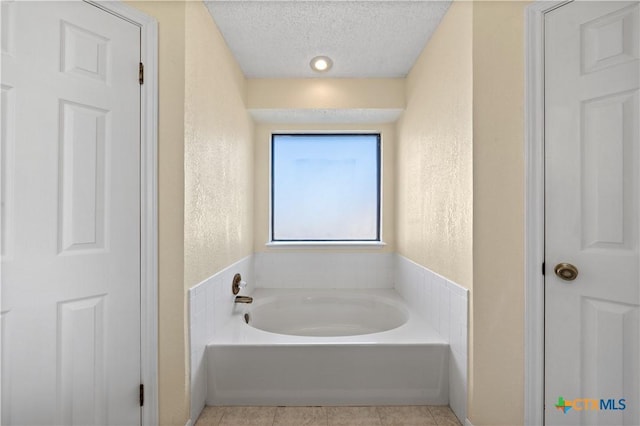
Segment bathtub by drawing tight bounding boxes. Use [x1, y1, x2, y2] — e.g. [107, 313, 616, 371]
[247, 290, 409, 337]
[206, 288, 448, 406]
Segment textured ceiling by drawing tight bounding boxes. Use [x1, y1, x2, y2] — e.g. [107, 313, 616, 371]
[204, 1, 452, 79]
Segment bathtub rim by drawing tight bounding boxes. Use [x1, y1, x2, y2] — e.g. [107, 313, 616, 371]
[210, 288, 446, 346]
[246, 289, 410, 337]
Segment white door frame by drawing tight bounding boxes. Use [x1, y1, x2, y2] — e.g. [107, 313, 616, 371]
[88, 2, 159, 425]
[0, 1, 159, 424]
[524, 1, 572, 425]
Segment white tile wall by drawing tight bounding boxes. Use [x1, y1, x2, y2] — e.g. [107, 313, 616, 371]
[254, 252, 394, 289]
[395, 255, 468, 424]
[188, 256, 253, 423]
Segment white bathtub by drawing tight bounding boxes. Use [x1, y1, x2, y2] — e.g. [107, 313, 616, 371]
[247, 290, 409, 337]
[206, 289, 449, 406]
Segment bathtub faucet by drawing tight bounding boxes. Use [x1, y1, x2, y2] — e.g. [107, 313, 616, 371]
[235, 295, 253, 304]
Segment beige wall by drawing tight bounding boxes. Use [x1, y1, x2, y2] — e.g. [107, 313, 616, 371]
[248, 79, 405, 110]
[397, 1, 530, 424]
[253, 123, 396, 253]
[126, 1, 188, 424]
[396, 1, 473, 289]
[184, 2, 254, 288]
[470, 1, 529, 424]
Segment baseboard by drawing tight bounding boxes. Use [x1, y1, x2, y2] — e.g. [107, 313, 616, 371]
[465, 419, 474, 426]
[185, 420, 193, 426]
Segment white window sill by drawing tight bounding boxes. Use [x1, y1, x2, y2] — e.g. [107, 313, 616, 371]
[266, 241, 387, 249]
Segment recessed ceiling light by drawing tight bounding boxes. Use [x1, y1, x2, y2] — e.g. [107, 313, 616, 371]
[310, 56, 333, 73]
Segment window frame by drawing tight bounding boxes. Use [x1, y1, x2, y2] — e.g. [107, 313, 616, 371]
[269, 132, 382, 243]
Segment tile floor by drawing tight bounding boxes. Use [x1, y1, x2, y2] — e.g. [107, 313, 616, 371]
[195, 405, 462, 426]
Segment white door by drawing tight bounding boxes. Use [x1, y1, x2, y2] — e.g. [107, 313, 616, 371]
[545, 1, 640, 425]
[1, 1, 141, 424]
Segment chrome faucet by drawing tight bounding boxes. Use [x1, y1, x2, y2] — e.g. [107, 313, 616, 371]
[234, 295, 253, 304]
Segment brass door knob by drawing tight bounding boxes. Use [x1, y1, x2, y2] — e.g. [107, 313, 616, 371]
[554, 263, 579, 281]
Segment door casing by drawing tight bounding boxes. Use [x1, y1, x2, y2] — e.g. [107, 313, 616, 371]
[524, 1, 572, 425]
[0, 1, 158, 424]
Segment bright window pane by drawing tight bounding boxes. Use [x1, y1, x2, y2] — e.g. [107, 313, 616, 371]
[271, 134, 380, 241]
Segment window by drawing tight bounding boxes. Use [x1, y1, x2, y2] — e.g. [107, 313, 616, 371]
[271, 133, 381, 242]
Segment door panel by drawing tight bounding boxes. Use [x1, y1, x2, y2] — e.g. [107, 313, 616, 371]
[58, 100, 109, 254]
[545, 2, 640, 425]
[1, 2, 141, 425]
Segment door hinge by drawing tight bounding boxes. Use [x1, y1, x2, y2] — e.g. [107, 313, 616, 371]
[542, 261, 545, 276]
[139, 384, 144, 407]
[139, 62, 144, 85]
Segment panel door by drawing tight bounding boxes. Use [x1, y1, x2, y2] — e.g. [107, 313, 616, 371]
[1, 1, 142, 424]
[545, 1, 640, 425]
